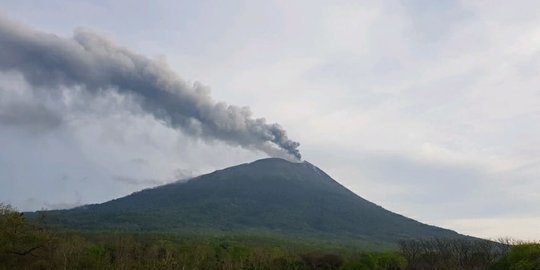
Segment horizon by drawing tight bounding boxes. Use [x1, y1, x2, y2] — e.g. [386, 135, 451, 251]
[1, 1, 540, 242]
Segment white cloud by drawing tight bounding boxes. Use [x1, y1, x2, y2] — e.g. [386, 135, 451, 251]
[443, 217, 540, 241]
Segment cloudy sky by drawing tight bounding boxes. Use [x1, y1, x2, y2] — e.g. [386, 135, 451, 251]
[1, 0, 539, 240]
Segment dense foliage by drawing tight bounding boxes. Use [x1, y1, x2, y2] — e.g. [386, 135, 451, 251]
[491, 242, 540, 270]
[2, 204, 540, 270]
[2, 203, 404, 269]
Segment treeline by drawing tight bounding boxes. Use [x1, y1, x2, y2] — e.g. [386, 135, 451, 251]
[1, 204, 539, 270]
[398, 238, 540, 270]
[0, 203, 401, 270]
[399, 238, 506, 269]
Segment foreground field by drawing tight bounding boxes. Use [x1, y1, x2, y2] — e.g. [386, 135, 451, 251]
[1, 204, 539, 270]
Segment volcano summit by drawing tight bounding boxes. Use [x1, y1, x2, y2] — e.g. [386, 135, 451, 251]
[42, 158, 463, 244]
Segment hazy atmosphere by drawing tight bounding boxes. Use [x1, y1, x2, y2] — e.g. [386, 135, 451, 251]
[1, 0, 539, 242]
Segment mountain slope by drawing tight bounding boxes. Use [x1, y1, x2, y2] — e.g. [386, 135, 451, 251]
[44, 158, 462, 244]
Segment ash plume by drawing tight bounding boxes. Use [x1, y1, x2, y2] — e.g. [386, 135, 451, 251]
[0, 16, 301, 160]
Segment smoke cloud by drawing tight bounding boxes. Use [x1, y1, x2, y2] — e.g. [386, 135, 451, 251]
[0, 16, 301, 160]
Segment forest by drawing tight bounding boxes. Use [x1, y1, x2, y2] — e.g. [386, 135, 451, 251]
[1, 203, 539, 270]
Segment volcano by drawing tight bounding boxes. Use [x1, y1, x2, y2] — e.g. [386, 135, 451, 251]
[43, 158, 462, 244]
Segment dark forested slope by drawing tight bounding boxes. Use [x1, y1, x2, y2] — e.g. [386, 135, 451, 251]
[42, 158, 462, 244]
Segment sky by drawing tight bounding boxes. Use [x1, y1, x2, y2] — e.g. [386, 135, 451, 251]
[0, 0, 539, 240]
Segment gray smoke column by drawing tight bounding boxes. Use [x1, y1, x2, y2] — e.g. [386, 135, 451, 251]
[0, 16, 301, 160]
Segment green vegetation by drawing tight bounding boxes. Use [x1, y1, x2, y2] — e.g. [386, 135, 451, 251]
[491, 242, 540, 270]
[2, 203, 540, 270]
[2, 203, 403, 269]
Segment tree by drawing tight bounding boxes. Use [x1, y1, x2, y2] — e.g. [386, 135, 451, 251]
[0, 203, 53, 269]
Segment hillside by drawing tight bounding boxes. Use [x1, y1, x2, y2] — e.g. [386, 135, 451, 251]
[41, 158, 462, 244]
